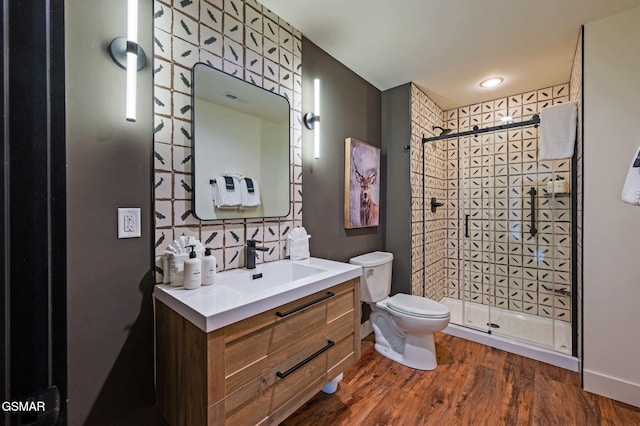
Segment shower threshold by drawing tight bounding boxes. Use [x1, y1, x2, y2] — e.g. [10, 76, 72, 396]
[440, 297, 578, 371]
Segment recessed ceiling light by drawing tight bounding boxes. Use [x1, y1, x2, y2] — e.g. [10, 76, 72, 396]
[480, 77, 503, 88]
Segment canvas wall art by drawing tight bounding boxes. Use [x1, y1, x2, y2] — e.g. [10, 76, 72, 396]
[344, 138, 380, 229]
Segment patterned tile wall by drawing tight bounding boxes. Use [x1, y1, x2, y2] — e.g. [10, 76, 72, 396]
[152, 0, 303, 282]
[409, 84, 446, 300]
[570, 30, 583, 355]
[443, 83, 574, 322]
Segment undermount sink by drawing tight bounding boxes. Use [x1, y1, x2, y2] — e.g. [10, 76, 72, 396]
[221, 262, 328, 291]
[153, 257, 362, 332]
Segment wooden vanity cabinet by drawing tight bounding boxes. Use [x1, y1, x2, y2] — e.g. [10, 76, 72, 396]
[155, 278, 361, 425]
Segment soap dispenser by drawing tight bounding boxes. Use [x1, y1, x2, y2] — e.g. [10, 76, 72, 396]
[183, 245, 202, 290]
[201, 247, 216, 286]
[547, 175, 569, 194]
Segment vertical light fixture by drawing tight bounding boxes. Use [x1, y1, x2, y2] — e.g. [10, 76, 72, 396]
[126, 0, 138, 121]
[313, 78, 320, 159]
[303, 78, 321, 159]
[108, 0, 147, 122]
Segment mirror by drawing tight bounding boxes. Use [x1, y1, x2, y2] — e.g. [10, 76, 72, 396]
[192, 62, 291, 220]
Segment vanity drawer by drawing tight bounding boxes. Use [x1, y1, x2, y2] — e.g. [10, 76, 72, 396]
[155, 277, 361, 426]
[225, 323, 356, 425]
[224, 280, 356, 393]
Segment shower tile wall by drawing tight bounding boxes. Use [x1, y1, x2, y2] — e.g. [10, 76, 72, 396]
[444, 84, 573, 322]
[570, 30, 583, 356]
[409, 84, 446, 299]
[152, 0, 303, 282]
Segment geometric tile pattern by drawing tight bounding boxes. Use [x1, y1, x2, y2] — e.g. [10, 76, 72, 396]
[153, 0, 302, 282]
[409, 84, 447, 300]
[443, 83, 573, 323]
[410, 81, 576, 326]
[570, 30, 583, 350]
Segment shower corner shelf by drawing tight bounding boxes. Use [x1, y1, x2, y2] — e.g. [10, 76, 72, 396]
[544, 192, 571, 197]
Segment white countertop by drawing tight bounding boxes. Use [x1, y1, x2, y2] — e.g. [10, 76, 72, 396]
[154, 257, 362, 333]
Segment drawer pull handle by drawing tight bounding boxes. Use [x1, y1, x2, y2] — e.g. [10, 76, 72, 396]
[275, 292, 335, 317]
[276, 340, 335, 379]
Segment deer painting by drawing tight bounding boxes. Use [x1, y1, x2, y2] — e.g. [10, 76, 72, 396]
[355, 166, 379, 226]
[345, 138, 380, 228]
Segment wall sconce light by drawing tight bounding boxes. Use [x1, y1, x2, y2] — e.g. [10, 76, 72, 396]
[303, 79, 321, 159]
[108, 0, 147, 122]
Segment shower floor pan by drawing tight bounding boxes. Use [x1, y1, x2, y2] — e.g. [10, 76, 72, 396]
[440, 297, 578, 371]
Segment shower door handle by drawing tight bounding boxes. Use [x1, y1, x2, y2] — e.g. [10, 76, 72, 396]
[464, 214, 470, 238]
[528, 187, 537, 237]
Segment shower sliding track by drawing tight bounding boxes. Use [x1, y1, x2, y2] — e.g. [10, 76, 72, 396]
[422, 114, 540, 143]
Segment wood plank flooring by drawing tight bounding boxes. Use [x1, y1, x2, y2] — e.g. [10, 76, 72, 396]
[282, 333, 640, 425]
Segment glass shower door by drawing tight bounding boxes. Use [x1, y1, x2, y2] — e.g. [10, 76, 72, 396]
[447, 120, 572, 355]
[459, 135, 492, 333]
[486, 127, 562, 352]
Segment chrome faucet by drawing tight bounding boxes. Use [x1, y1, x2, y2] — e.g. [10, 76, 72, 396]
[246, 240, 268, 269]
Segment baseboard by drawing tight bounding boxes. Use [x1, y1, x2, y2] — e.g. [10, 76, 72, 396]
[583, 369, 640, 408]
[360, 320, 373, 339]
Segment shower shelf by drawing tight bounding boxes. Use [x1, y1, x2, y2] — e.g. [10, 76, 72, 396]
[544, 192, 571, 197]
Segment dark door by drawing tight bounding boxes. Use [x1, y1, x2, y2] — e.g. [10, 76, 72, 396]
[3, 1, 67, 424]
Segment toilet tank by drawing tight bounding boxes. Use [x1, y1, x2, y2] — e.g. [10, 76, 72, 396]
[349, 251, 393, 303]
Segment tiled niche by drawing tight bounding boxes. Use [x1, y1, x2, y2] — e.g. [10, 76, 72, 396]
[152, 0, 303, 282]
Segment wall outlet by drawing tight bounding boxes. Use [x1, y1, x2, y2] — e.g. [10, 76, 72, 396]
[118, 208, 141, 238]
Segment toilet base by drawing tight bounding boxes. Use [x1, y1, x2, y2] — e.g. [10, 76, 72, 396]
[368, 299, 448, 371]
[373, 332, 438, 370]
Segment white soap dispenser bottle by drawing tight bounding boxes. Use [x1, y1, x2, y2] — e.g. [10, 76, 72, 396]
[202, 247, 217, 286]
[183, 245, 202, 290]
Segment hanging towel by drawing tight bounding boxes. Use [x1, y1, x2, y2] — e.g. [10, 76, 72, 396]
[621, 146, 640, 206]
[539, 101, 578, 160]
[240, 177, 261, 208]
[212, 175, 241, 208]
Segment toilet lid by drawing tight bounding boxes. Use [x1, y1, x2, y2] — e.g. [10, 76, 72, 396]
[386, 294, 450, 319]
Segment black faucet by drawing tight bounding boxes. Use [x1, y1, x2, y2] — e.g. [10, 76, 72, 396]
[246, 239, 268, 269]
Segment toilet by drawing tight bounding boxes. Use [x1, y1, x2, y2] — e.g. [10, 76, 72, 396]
[350, 251, 450, 370]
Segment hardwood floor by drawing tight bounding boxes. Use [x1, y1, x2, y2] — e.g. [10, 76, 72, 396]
[282, 333, 640, 425]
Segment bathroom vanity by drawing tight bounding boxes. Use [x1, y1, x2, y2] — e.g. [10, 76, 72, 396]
[154, 258, 361, 425]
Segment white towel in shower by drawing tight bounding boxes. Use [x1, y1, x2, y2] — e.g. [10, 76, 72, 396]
[539, 102, 578, 160]
[212, 175, 242, 208]
[621, 146, 640, 206]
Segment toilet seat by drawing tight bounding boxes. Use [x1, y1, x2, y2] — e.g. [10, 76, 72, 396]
[386, 294, 450, 319]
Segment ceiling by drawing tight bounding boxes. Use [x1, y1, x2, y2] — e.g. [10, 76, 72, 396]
[259, 0, 640, 110]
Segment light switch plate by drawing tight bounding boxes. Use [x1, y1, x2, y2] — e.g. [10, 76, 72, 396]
[118, 208, 141, 238]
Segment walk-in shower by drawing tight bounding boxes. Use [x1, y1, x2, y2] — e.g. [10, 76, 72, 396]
[421, 105, 578, 369]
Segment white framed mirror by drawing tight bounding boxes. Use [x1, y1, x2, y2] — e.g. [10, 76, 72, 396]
[192, 63, 291, 220]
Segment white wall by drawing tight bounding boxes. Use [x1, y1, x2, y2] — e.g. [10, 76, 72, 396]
[584, 6, 640, 407]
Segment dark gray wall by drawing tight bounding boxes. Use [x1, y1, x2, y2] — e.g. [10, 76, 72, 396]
[66, 1, 161, 424]
[301, 38, 384, 263]
[381, 84, 413, 296]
